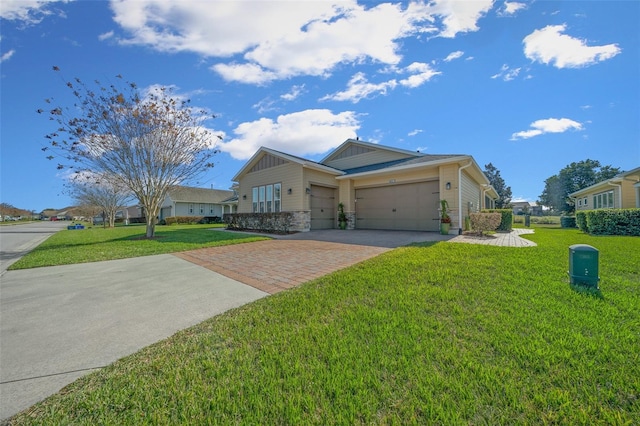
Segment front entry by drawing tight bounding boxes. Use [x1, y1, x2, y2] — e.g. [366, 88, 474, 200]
[355, 181, 440, 231]
[310, 185, 337, 229]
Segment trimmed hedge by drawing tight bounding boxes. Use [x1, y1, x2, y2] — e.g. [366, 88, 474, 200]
[560, 216, 577, 228]
[481, 209, 512, 232]
[575, 209, 640, 236]
[224, 212, 294, 234]
[164, 216, 204, 225]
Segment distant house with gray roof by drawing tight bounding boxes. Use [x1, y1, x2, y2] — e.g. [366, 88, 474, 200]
[159, 185, 237, 222]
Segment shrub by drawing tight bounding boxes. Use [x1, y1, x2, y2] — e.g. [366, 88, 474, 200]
[470, 212, 502, 236]
[481, 209, 512, 231]
[586, 208, 640, 236]
[576, 211, 588, 233]
[560, 216, 576, 228]
[164, 216, 204, 225]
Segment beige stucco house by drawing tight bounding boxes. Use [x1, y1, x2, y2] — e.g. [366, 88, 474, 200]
[159, 185, 237, 222]
[570, 166, 640, 211]
[232, 139, 498, 233]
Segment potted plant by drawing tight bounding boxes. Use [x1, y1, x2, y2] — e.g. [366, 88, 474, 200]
[440, 199, 451, 235]
[338, 202, 348, 230]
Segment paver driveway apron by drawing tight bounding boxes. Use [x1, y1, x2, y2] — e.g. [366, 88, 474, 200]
[175, 239, 391, 294]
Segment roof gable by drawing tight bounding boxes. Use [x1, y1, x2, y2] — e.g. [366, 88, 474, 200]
[321, 139, 421, 165]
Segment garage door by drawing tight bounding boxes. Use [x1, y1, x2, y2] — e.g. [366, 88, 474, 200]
[310, 185, 337, 229]
[355, 181, 440, 231]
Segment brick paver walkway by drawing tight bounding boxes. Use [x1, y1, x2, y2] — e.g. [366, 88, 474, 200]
[174, 240, 390, 294]
[448, 228, 537, 247]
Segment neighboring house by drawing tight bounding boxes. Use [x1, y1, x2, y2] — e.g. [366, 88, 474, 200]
[232, 139, 498, 233]
[512, 201, 531, 215]
[159, 185, 237, 221]
[570, 166, 640, 211]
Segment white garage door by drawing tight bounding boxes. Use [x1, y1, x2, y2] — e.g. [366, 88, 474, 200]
[355, 181, 440, 231]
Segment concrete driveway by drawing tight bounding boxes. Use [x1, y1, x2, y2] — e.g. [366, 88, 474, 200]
[1, 228, 448, 420]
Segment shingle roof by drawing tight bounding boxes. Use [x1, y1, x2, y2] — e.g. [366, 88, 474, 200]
[166, 185, 235, 203]
[341, 154, 463, 175]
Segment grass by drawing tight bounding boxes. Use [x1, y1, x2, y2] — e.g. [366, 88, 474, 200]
[8, 224, 269, 270]
[8, 227, 640, 424]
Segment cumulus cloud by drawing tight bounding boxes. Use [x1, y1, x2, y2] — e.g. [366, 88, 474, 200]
[219, 109, 360, 160]
[511, 118, 584, 140]
[524, 24, 621, 68]
[0, 0, 71, 24]
[428, 0, 494, 38]
[322, 62, 440, 103]
[98, 30, 114, 41]
[1, 49, 16, 63]
[108, 0, 494, 83]
[499, 1, 527, 16]
[444, 50, 464, 62]
[281, 85, 306, 102]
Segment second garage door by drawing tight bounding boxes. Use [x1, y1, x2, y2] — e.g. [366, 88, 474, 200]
[355, 181, 440, 231]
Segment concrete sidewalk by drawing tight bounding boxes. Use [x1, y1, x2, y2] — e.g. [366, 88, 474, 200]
[0, 254, 268, 421]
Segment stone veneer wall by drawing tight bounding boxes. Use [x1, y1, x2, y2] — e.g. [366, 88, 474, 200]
[291, 211, 311, 232]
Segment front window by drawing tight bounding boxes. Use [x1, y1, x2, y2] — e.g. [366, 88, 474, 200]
[593, 190, 614, 209]
[252, 183, 282, 213]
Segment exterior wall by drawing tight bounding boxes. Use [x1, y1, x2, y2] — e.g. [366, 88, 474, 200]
[621, 180, 637, 208]
[461, 170, 481, 220]
[439, 164, 459, 229]
[324, 150, 413, 171]
[237, 162, 303, 213]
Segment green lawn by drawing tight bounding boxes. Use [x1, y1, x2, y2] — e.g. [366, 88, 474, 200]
[9, 227, 640, 425]
[8, 224, 269, 270]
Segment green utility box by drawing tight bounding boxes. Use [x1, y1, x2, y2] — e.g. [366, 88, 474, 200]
[568, 244, 599, 288]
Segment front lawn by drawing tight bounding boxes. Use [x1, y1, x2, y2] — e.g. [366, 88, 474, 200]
[8, 224, 269, 270]
[9, 227, 640, 424]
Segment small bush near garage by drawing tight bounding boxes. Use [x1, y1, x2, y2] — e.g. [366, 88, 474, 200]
[469, 212, 501, 236]
[582, 208, 640, 236]
[481, 209, 512, 231]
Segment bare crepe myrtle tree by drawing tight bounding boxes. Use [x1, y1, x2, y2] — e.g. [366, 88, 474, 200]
[40, 67, 220, 237]
[66, 172, 133, 228]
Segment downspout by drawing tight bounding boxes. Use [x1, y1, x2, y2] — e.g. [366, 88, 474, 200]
[458, 161, 473, 235]
[607, 181, 622, 208]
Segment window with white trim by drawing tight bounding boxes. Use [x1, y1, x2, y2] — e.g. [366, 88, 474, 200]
[252, 183, 282, 213]
[189, 204, 194, 214]
[200, 204, 204, 214]
[593, 190, 614, 209]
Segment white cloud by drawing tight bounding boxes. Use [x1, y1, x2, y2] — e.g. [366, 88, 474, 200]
[511, 118, 584, 140]
[322, 62, 440, 103]
[219, 109, 360, 160]
[0, 0, 71, 24]
[408, 129, 423, 137]
[98, 31, 114, 41]
[428, 0, 494, 38]
[444, 50, 464, 62]
[524, 24, 621, 68]
[491, 64, 521, 81]
[1, 49, 16, 63]
[499, 1, 527, 16]
[108, 0, 493, 84]
[281, 85, 306, 102]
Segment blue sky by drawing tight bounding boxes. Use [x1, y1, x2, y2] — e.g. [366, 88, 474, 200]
[1, 0, 638, 212]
